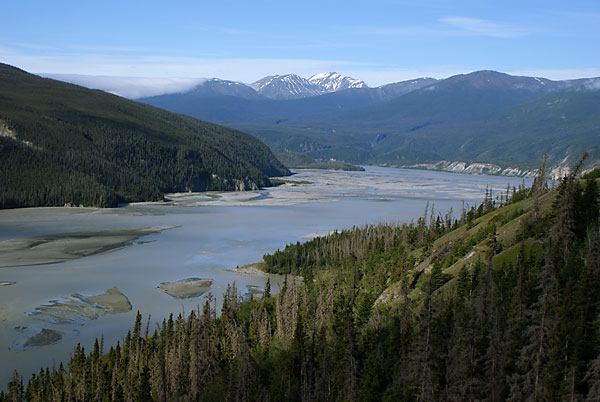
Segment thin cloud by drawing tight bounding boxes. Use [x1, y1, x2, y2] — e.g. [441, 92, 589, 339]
[583, 79, 600, 90]
[0, 43, 352, 83]
[40, 74, 208, 98]
[440, 16, 527, 38]
[5, 40, 599, 96]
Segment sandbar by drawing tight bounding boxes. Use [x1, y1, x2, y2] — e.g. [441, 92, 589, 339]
[0, 226, 177, 267]
[157, 278, 213, 299]
[29, 286, 132, 324]
[10, 327, 64, 350]
[23, 328, 63, 348]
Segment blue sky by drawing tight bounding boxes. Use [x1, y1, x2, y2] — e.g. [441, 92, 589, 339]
[2, 0, 600, 90]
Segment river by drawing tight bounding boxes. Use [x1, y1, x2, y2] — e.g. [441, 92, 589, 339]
[0, 166, 531, 387]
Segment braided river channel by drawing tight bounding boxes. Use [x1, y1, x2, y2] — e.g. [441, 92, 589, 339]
[0, 166, 532, 387]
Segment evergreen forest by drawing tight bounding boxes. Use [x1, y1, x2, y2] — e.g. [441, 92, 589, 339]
[0, 64, 289, 209]
[2, 164, 600, 401]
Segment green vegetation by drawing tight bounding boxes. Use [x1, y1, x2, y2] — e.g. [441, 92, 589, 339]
[584, 168, 600, 180]
[246, 83, 600, 170]
[3, 161, 600, 401]
[0, 64, 289, 209]
[268, 178, 312, 186]
[266, 178, 287, 186]
[275, 152, 364, 171]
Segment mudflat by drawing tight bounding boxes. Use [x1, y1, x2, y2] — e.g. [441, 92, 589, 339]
[0, 226, 177, 267]
[29, 286, 132, 324]
[157, 278, 213, 299]
[22, 328, 63, 348]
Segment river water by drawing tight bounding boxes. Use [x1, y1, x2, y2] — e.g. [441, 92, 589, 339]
[0, 166, 531, 387]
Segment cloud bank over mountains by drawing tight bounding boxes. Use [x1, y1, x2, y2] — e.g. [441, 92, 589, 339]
[40, 74, 208, 98]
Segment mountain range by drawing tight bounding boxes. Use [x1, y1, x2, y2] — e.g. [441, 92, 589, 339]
[141, 71, 428, 102]
[139, 70, 600, 174]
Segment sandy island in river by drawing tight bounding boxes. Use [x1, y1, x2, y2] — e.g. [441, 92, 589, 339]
[0, 226, 177, 267]
[157, 278, 214, 299]
[22, 328, 63, 348]
[10, 327, 64, 350]
[29, 286, 132, 325]
[10, 287, 131, 349]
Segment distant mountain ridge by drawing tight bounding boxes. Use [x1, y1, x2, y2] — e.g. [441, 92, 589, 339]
[138, 74, 439, 122]
[139, 70, 600, 174]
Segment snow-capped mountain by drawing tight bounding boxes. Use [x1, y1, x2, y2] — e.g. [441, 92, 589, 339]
[308, 72, 367, 92]
[251, 74, 324, 100]
[252, 72, 369, 100]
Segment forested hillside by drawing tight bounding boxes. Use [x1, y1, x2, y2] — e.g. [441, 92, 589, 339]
[275, 152, 364, 171]
[0, 64, 289, 209]
[3, 164, 599, 401]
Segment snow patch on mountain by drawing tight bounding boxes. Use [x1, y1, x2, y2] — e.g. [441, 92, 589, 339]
[251, 74, 324, 100]
[252, 72, 367, 100]
[308, 72, 367, 92]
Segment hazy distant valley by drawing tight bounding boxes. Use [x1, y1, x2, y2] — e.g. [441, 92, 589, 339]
[40, 68, 600, 179]
[133, 70, 600, 177]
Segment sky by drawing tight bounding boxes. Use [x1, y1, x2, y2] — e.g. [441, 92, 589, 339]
[2, 0, 600, 96]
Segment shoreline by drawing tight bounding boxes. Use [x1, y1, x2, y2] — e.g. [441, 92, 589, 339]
[229, 261, 271, 277]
